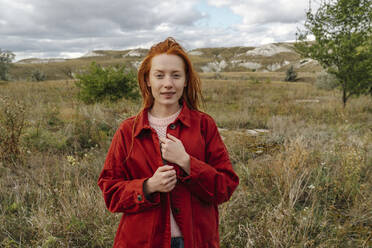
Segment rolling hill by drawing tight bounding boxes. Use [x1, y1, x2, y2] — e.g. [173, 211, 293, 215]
[10, 42, 321, 81]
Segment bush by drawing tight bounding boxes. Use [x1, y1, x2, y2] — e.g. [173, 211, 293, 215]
[315, 71, 339, 90]
[31, 69, 46, 81]
[23, 127, 69, 153]
[0, 97, 26, 165]
[285, 66, 297, 82]
[75, 62, 138, 104]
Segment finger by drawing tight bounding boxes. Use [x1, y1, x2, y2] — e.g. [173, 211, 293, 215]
[165, 170, 176, 177]
[166, 133, 179, 142]
[161, 168, 176, 177]
[168, 178, 177, 188]
[158, 165, 173, 171]
[165, 177, 177, 187]
[166, 176, 177, 184]
[161, 147, 166, 156]
[159, 137, 167, 144]
[161, 169, 175, 178]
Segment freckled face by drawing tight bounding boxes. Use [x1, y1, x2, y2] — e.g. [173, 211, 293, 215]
[147, 54, 186, 109]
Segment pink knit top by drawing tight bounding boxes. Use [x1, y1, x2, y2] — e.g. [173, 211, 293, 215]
[148, 108, 183, 238]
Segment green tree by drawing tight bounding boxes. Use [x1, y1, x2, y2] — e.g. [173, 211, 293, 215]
[295, 0, 372, 107]
[75, 62, 138, 104]
[0, 49, 15, 81]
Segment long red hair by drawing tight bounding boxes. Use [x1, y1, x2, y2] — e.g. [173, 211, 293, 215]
[137, 37, 202, 110]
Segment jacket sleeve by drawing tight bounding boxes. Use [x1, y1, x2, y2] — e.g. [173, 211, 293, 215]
[179, 116, 239, 205]
[97, 125, 160, 214]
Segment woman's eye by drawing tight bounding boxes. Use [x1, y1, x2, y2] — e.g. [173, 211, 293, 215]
[155, 74, 164, 78]
[173, 74, 180, 78]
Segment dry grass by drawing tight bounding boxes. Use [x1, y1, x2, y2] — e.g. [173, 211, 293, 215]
[0, 73, 371, 247]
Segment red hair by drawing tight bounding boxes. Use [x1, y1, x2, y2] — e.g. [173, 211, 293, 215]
[137, 37, 202, 110]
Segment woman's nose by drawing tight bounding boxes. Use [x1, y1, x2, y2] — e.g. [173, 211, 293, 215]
[164, 75, 174, 86]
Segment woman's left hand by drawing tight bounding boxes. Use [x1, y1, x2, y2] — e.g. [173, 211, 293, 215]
[160, 134, 190, 174]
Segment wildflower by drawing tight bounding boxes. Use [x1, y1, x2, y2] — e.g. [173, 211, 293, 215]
[67, 155, 77, 166]
[308, 184, 315, 190]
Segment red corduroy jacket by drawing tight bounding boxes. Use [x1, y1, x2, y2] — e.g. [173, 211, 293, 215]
[98, 104, 239, 248]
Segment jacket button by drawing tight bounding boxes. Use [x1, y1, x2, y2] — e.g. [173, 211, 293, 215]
[169, 124, 176, 130]
[137, 195, 143, 201]
[173, 207, 180, 214]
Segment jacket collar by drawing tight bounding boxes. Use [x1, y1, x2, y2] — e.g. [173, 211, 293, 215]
[134, 103, 192, 137]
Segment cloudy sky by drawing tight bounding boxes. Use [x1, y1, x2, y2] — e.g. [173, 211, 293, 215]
[0, 0, 317, 61]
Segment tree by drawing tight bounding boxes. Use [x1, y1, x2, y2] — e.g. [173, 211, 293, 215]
[295, 0, 372, 107]
[75, 62, 139, 104]
[0, 49, 15, 81]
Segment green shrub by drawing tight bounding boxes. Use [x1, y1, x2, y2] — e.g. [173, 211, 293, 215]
[250, 76, 261, 84]
[75, 62, 138, 104]
[0, 97, 26, 165]
[285, 65, 297, 82]
[23, 127, 69, 153]
[315, 71, 339, 90]
[31, 69, 47, 81]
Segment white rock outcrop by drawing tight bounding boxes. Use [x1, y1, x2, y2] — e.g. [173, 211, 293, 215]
[201, 60, 228, 72]
[266, 60, 290, 71]
[238, 62, 262, 70]
[123, 49, 144, 57]
[246, 44, 292, 57]
[294, 59, 318, 69]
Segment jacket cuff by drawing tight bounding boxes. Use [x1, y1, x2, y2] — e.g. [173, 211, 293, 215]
[178, 155, 216, 183]
[123, 178, 160, 209]
[142, 178, 160, 203]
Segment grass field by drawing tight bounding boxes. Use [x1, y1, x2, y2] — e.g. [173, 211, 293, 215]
[0, 73, 371, 247]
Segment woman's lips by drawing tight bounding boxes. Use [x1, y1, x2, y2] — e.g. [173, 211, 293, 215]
[161, 92, 176, 97]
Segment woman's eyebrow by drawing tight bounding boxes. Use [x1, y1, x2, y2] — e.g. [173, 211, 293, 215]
[152, 69, 183, 73]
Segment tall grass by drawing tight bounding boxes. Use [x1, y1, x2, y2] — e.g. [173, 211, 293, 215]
[0, 76, 371, 247]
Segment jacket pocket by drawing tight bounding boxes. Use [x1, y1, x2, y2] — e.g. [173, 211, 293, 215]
[119, 210, 155, 247]
[191, 196, 218, 244]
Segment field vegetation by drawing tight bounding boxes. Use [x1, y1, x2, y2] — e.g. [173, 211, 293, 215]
[0, 71, 371, 247]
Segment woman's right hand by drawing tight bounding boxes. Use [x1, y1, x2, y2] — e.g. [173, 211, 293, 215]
[144, 165, 177, 194]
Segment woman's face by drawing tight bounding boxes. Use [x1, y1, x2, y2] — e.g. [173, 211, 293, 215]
[147, 53, 186, 110]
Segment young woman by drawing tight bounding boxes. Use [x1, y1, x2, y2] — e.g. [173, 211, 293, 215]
[98, 37, 239, 248]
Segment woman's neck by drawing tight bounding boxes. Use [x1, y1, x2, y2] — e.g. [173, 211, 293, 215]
[150, 103, 181, 118]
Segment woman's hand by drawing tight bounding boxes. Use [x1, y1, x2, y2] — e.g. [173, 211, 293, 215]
[160, 134, 190, 174]
[144, 165, 177, 194]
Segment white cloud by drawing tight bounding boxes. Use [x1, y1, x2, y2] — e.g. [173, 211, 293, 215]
[0, 0, 314, 61]
[208, 0, 309, 25]
[204, 0, 313, 47]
